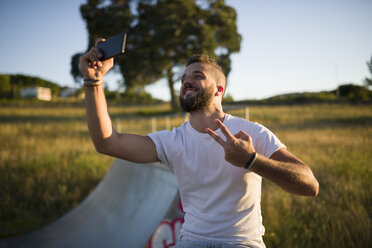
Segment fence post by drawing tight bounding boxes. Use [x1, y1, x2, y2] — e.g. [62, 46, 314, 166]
[244, 107, 249, 120]
[151, 117, 157, 132]
[165, 116, 170, 130]
[184, 113, 189, 123]
[116, 119, 121, 132]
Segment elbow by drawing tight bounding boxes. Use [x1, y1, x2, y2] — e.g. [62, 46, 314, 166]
[308, 169, 319, 197]
[94, 143, 108, 155]
[92, 138, 112, 155]
[303, 167, 319, 197]
[90, 130, 117, 155]
[303, 177, 319, 197]
[291, 175, 319, 197]
[311, 179, 319, 197]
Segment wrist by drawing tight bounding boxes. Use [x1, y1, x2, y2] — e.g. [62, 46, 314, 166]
[84, 78, 103, 87]
[245, 152, 258, 170]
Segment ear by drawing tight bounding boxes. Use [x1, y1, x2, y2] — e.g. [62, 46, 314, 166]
[215, 86, 224, 96]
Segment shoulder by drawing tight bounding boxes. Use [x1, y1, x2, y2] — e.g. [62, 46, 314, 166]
[147, 123, 188, 169]
[224, 114, 267, 135]
[148, 122, 186, 145]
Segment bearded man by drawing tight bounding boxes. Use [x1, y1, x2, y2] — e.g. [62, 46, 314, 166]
[80, 40, 319, 248]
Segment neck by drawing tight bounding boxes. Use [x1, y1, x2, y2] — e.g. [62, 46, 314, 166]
[188, 104, 225, 133]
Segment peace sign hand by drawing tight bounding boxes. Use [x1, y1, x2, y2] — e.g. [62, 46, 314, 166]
[206, 119, 256, 168]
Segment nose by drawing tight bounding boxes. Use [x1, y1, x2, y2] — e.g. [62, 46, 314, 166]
[181, 75, 191, 86]
[181, 76, 193, 90]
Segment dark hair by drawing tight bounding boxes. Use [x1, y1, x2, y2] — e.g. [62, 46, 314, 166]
[186, 54, 225, 76]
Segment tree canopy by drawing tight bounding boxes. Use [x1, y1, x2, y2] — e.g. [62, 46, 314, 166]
[71, 0, 241, 109]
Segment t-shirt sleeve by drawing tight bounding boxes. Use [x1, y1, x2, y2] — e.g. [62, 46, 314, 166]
[251, 123, 286, 158]
[147, 130, 174, 171]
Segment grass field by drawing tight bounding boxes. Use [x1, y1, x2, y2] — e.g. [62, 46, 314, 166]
[0, 102, 371, 247]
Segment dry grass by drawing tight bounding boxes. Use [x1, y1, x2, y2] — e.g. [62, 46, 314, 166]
[0, 103, 371, 247]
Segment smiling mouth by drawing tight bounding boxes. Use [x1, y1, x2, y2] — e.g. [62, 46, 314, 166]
[183, 86, 198, 96]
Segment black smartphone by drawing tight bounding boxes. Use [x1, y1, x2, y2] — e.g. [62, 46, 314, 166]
[97, 32, 127, 60]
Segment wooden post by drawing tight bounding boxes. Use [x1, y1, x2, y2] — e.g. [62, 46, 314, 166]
[116, 119, 121, 132]
[151, 117, 157, 132]
[244, 107, 249, 120]
[165, 116, 170, 130]
[184, 113, 189, 123]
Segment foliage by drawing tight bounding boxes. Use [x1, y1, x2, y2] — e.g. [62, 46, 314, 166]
[0, 74, 63, 99]
[71, 0, 242, 110]
[250, 84, 372, 104]
[104, 88, 160, 103]
[336, 84, 372, 101]
[365, 78, 372, 87]
[222, 93, 234, 103]
[0, 75, 12, 98]
[264, 92, 336, 103]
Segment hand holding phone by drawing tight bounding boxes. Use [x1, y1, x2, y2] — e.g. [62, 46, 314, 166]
[97, 32, 127, 60]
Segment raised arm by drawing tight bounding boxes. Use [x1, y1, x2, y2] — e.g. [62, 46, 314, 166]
[79, 39, 159, 163]
[206, 119, 319, 196]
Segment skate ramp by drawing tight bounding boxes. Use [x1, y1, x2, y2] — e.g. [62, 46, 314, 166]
[0, 159, 178, 248]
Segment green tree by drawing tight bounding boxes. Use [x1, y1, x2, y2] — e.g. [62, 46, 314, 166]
[0, 74, 62, 99]
[337, 84, 372, 101]
[0, 74, 12, 98]
[135, 0, 241, 109]
[71, 0, 241, 110]
[0, 74, 12, 92]
[71, 0, 133, 83]
[364, 55, 372, 87]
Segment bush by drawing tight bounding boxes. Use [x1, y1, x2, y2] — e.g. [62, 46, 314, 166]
[336, 84, 372, 101]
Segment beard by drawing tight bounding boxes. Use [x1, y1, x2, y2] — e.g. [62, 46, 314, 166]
[179, 86, 214, 113]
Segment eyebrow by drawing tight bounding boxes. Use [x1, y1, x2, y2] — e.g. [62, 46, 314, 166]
[181, 70, 205, 81]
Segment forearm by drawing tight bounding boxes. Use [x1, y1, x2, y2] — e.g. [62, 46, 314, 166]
[250, 154, 319, 196]
[206, 119, 319, 196]
[84, 84, 115, 152]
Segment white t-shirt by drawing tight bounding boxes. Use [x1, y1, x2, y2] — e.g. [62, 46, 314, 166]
[148, 114, 285, 244]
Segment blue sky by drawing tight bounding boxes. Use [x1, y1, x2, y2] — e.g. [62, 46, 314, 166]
[0, 0, 371, 100]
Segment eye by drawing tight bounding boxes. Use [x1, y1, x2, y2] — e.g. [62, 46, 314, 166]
[194, 75, 203, 80]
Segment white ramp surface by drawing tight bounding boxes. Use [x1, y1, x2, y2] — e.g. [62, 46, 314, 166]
[0, 159, 178, 248]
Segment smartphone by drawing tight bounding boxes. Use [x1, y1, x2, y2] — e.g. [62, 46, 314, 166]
[97, 32, 127, 60]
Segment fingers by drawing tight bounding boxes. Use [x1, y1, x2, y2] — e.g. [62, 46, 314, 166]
[81, 47, 103, 69]
[205, 128, 226, 148]
[234, 131, 250, 141]
[206, 119, 235, 147]
[79, 37, 115, 79]
[214, 119, 235, 141]
[93, 38, 105, 63]
[81, 37, 105, 66]
[91, 49, 103, 67]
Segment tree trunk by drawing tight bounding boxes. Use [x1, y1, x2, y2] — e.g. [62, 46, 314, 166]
[167, 68, 179, 111]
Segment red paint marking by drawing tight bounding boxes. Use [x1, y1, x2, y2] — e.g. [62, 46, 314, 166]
[147, 200, 185, 248]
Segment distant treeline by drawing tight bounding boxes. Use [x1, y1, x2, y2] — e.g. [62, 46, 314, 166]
[0, 74, 63, 98]
[0, 73, 159, 103]
[1, 73, 371, 104]
[231, 84, 372, 105]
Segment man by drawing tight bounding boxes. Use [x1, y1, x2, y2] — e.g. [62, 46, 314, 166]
[80, 39, 319, 248]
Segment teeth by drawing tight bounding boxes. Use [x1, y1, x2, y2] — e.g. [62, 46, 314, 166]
[184, 88, 195, 95]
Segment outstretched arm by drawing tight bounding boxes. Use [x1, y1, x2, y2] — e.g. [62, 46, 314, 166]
[80, 39, 159, 163]
[206, 119, 319, 196]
